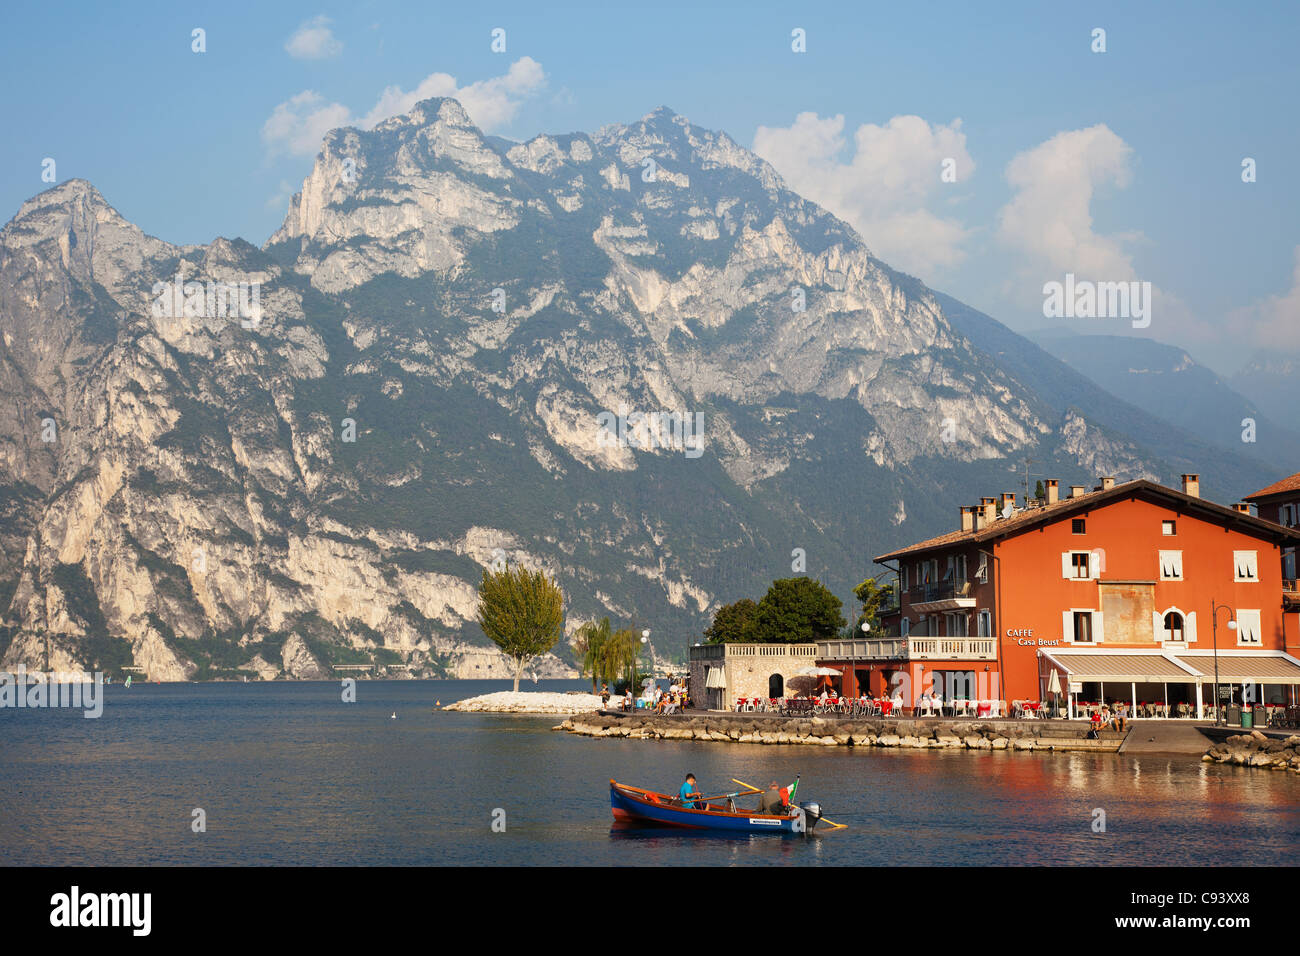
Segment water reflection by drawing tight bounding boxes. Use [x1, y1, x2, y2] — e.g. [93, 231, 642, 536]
[1, 681, 1297, 866]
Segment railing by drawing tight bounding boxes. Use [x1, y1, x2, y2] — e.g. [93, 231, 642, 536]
[723, 643, 817, 657]
[1284, 580, 1299, 604]
[688, 643, 817, 660]
[906, 582, 973, 604]
[817, 637, 996, 661]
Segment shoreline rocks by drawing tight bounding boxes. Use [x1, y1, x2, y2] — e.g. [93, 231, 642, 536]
[1202, 730, 1300, 771]
[445, 691, 605, 714]
[552, 712, 1128, 754]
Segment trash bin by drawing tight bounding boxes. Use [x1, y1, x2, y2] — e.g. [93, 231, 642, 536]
[1254, 704, 1268, 728]
[1240, 708, 1253, 729]
[1227, 705, 1242, 725]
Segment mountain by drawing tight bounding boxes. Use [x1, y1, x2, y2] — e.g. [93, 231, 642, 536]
[1229, 352, 1300, 431]
[1023, 330, 1300, 468]
[0, 98, 1278, 679]
[931, 295, 1283, 497]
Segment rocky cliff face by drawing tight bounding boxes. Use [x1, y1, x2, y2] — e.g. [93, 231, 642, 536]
[0, 99, 1187, 679]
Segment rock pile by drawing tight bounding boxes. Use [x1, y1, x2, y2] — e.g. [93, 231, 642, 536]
[1202, 731, 1300, 771]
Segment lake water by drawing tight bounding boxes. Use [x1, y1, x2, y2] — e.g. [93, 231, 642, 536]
[2, 680, 1297, 866]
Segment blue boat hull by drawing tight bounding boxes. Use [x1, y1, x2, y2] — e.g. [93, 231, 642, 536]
[609, 781, 808, 833]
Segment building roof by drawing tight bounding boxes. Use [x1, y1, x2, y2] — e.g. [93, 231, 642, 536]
[1244, 471, 1300, 502]
[873, 478, 1300, 563]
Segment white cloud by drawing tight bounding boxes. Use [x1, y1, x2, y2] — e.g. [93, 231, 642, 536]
[752, 112, 974, 276]
[285, 16, 343, 60]
[262, 91, 352, 158]
[262, 58, 547, 158]
[997, 124, 1138, 282]
[1230, 245, 1300, 351]
[361, 57, 546, 131]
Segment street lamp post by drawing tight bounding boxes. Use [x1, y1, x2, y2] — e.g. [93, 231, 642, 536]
[858, 621, 869, 697]
[1210, 601, 1237, 726]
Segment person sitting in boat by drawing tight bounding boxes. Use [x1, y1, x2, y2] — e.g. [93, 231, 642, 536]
[757, 781, 785, 815]
[678, 773, 701, 809]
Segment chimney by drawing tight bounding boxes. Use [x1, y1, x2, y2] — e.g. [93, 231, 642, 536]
[1045, 479, 1059, 505]
[1099, 476, 1115, 490]
[981, 497, 997, 524]
[960, 506, 974, 532]
[1069, 484, 1086, 499]
[999, 493, 1016, 516]
[1232, 502, 1250, 514]
[1181, 474, 1200, 498]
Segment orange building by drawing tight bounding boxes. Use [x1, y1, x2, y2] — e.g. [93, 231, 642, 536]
[819, 474, 1300, 719]
[1245, 470, 1299, 588]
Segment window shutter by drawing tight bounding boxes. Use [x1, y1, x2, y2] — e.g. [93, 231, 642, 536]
[1063, 610, 1073, 641]
[1153, 611, 1163, 641]
[1062, 553, 1073, 579]
[1185, 611, 1197, 643]
[1092, 610, 1105, 643]
[1088, 551, 1100, 579]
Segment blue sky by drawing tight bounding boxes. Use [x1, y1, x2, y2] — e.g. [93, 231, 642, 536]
[2, 0, 1297, 374]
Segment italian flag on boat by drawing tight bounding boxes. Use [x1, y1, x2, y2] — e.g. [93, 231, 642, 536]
[780, 779, 798, 805]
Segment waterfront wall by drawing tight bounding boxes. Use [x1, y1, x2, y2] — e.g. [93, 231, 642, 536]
[555, 712, 1126, 753]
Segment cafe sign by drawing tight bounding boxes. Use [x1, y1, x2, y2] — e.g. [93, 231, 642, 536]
[1007, 627, 1060, 647]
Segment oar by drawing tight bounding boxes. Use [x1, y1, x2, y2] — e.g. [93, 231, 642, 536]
[732, 778, 848, 829]
[696, 787, 760, 803]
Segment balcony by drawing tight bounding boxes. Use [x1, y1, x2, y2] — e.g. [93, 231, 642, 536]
[1285, 580, 1299, 609]
[906, 581, 977, 613]
[817, 636, 997, 662]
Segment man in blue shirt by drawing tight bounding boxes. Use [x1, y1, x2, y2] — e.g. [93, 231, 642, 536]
[678, 773, 701, 809]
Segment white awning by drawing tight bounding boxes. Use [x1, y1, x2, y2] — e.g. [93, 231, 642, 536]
[1172, 653, 1300, 683]
[705, 666, 726, 688]
[1042, 651, 1200, 684]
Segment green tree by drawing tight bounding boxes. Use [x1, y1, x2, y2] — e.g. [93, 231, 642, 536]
[1034, 479, 1045, 502]
[751, 577, 845, 644]
[573, 617, 615, 691]
[604, 628, 644, 693]
[703, 598, 759, 644]
[851, 576, 896, 636]
[475, 565, 565, 692]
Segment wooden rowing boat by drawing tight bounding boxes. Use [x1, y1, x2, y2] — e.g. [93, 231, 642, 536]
[609, 780, 821, 833]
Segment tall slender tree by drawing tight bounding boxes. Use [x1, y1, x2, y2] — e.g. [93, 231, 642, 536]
[573, 617, 614, 691]
[475, 565, 565, 692]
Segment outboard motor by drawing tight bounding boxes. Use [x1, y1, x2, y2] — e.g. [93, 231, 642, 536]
[799, 802, 822, 829]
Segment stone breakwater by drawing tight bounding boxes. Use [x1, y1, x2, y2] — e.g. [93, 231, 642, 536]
[445, 691, 605, 714]
[1202, 731, 1300, 771]
[554, 712, 1125, 753]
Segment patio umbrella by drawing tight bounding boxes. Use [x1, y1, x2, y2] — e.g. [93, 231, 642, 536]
[1047, 669, 1061, 716]
[795, 666, 841, 677]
